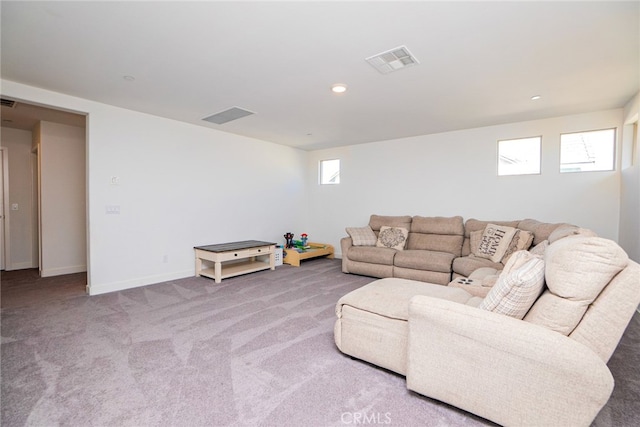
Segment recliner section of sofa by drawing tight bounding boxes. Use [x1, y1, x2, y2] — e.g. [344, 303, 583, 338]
[335, 233, 640, 427]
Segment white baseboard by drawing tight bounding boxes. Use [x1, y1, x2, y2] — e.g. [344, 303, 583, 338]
[87, 269, 193, 296]
[6, 261, 38, 271]
[41, 265, 86, 277]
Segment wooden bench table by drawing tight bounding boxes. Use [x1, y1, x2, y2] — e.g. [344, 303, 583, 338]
[194, 240, 276, 283]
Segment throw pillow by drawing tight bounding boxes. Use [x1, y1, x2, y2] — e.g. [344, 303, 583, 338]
[376, 226, 409, 250]
[476, 224, 518, 263]
[501, 229, 534, 264]
[345, 226, 377, 246]
[479, 250, 545, 319]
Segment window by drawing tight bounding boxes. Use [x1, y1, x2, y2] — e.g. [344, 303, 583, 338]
[320, 159, 340, 184]
[560, 128, 615, 173]
[498, 136, 541, 176]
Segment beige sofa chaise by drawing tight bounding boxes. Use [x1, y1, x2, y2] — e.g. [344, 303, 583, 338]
[335, 233, 640, 426]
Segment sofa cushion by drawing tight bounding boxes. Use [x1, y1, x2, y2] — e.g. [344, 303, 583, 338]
[516, 219, 565, 245]
[369, 215, 412, 233]
[336, 278, 477, 321]
[347, 246, 397, 265]
[524, 236, 629, 335]
[547, 224, 597, 243]
[452, 255, 503, 277]
[394, 250, 456, 273]
[345, 226, 377, 246]
[376, 226, 409, 250]
[479, 251, 545, 319]
[476, 224, 517, 263]
[407, 216, 464, 256]
[529, 240, 549, 256]
[468, 267, 502, 287]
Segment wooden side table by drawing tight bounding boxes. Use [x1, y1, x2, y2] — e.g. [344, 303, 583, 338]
[283, 242, 334, 267]
[194, 240, 276, 283]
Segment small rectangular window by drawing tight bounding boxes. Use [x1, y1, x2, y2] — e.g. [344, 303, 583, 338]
[560, 128, 615, 173]
[320, 159, 340, 184]
[498, 136, 541, 176]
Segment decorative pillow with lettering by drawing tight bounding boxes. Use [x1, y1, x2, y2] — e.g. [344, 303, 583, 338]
[477, 224, 517, 263]
[376, 226, 409, 251]
[345, 226, 377, 246]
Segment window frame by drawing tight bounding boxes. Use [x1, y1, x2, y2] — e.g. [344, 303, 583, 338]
[497, 135, 542, 176]
[319, 158, 340, 185]
[559, 128, 616, 174]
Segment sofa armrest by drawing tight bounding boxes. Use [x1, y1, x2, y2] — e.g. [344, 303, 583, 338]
[340, 237, 353, 273]
[407, 296, 614, 427]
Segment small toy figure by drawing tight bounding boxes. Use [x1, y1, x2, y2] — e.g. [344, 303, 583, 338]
[284, 232, 294, 249]
[300, 233, 308, 247]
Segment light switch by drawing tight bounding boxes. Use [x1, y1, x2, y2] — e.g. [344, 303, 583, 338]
[105, 205, 120, 215]
[11, 203, 18, 211]
[110, 176, 120, 185]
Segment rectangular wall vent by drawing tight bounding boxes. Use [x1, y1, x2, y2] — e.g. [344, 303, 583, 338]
[366, 46, 419, 74]
[1, 98, 17, 108]
[202, 107, 255, 125]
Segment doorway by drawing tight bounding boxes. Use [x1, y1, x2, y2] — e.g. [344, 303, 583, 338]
[0, 99, 86, 276]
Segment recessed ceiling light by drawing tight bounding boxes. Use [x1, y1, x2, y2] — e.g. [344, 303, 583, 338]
[331, 84, 348, 94]
[531, 95, 541, 101]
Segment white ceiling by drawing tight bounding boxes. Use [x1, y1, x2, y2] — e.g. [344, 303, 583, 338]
[1, 1, 638, 150]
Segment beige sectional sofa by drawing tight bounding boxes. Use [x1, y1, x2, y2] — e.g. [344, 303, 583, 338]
[335, 218, 640, 426]
[341, 214, 575, 285]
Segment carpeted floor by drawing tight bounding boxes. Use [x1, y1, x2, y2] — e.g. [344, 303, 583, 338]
[1, 259, 638, 426]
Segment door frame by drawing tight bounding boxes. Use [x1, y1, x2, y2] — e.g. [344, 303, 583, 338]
[1, 146, 10, 270]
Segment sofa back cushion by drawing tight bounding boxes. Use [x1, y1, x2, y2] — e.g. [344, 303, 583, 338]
[369, 215, 412, 234]
[516, 219, 566, 246]
[523, 236, 629, 335]
[569, 261, 640, 362]
[407, 216, 464, 256]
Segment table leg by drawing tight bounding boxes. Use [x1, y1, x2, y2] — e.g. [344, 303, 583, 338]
[214, 261, 222, 284]
[195, 256, 203, 277]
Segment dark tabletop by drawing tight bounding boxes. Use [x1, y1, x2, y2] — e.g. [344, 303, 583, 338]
[194, 240, 276, 253]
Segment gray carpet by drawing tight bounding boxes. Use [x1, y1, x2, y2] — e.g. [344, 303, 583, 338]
[1, 259, 638, 426]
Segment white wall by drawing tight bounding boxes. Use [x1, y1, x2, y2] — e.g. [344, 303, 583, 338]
[37, 121, 87, 277]
[1, 80, 307, 294]
[619, 92, 640, 262]
[2, 78, 631, 293]
[0, 127, 37, 270]
[306, 110, 625, 257]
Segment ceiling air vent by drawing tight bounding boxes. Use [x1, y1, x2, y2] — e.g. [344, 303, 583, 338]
[202, 107, 255, 125]
[1, 98, 17, 108]
[366, 45, 419, 74]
